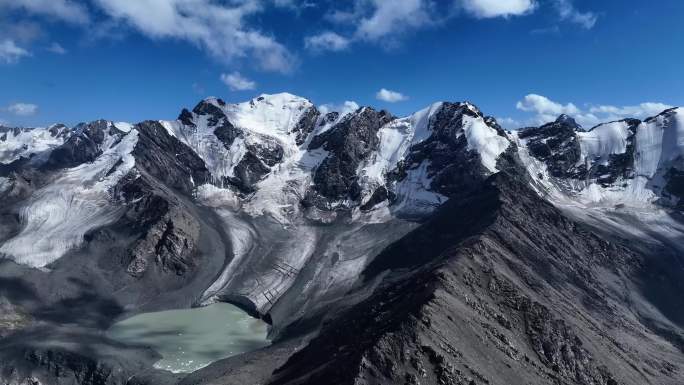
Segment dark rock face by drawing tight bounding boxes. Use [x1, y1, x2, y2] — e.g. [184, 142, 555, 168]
[185, 99, 287, 193]
[307, 107, 394, 203]
[320, 111, 339, 126]
[47, 124, 70, 140]
[556, 113, 582, 130]
[665, 167, 684, 209]
[192, 99, 225, 126]
[290, 106, 320, 146]
[520, 116, 646, 187]
[117, 122, 208, 276]
[225, 152, 271, 194]
[268, 173, 682, 385]
[213, 121, 242, 149]
[246, 137, 284, 167]
[109, 172, 201, 278]
[132, 120, 211, 195]
[396, 103, 510, 200]
[46, 120, 115, 169]
[580, 119, 640, 186]
[178, 108, 195, 128]
[518, 115, 583, 178]
[360, 186, 390, 212]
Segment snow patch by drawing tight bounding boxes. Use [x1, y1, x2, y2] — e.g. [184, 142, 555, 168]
[315, 101, 360, 136]
[577, 121, 631, 167]
[461, 115, 510, 173]
[113, 122, 134, 133]
[392, 160, 447, 218]
[224, 93, 313, 141]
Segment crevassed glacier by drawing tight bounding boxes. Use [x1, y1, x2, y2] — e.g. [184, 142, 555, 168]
[0, 129, 139, 267]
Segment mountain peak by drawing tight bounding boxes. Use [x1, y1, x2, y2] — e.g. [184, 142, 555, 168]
[245, 93, 313, 111]
[555, 113, 581, 129]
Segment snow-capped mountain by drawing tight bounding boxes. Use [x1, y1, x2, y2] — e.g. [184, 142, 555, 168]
[515, 108, 684, 208]
[1, 94, 683, 385]
[155, 93, 511, 223]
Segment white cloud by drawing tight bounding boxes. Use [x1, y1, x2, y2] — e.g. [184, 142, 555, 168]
[319, 100, 360, 116]
[496, 117, 522, 129]
[92, 0, 296, 73]
[355, 0, 433, 41]
[553, 0, 597, 29]
[220, 72, 256, 91]
[0, 21, 43, 44]
[516, 93, 580, 116]
[515, 94, 673, 128]
[376, 88, 409, 103]
[317, 0, 541, 52]
[47, 42, 67, 54]
[6, 102, 39, 116]
[460, 0, 537, 18]
[588, 103, 673, 120]
[0, 0, 90, 24]
[313, 0, 435, 51]
[304, 31, 350, 52]
[0, 39, 30, 63]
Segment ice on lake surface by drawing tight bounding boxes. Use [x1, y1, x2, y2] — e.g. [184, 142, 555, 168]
[106, 303, 269, 373]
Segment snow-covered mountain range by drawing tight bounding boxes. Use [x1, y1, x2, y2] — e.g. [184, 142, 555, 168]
[1, 93, 683, 385]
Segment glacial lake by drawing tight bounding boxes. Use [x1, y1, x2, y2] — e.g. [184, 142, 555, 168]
[106, 303, 270, 373]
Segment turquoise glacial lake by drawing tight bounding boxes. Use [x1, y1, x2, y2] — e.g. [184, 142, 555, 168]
[107, 303, 269, 373]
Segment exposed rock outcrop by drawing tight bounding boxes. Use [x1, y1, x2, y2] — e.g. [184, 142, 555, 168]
[307, 107, 394, 204]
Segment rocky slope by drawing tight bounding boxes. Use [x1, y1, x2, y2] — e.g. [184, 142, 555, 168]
[0, 94, 682, 385]
[268, 172, 684, 385]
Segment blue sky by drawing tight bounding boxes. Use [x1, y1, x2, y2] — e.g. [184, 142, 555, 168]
[0, 0, 682, 129]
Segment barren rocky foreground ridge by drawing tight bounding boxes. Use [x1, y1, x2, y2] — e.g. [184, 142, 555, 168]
[0, 93, 683, 385]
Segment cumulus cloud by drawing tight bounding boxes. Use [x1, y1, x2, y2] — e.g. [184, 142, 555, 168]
[588, 103, 673, 120]
[313, 0, 435, 51]
[355, 0, 433, 41]
[91, 0, 296, 73]
[0, 0, 90, 24]
[220, 72, 256, 91]
[6, 102, 39, 116]
[553, 0, 597, 29]
[0, 0, 301, 72]
[319, 100, 360, 116]
[376, 88, 409, 103]
[47, 42, 67, 54]
[460, 0, 537, 18]
[516, 93, 580, 117]
[0, 21, 43, 45]
[304, 31, 350, 52]
[496, 117, 522, 129]
[0, 39, 30, 63]
[314, 0, 544, 52]
[511, 94, 673, 128]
